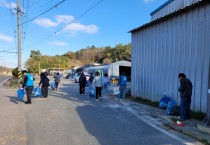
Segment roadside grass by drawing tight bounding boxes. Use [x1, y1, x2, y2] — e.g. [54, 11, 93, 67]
[127, 95, 209, 145]
[127, 95, 206, 121]
[5, 77, 20, 88]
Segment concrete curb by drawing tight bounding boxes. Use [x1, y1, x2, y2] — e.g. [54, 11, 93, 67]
[197, 124, 210, 134]
[163, 123, 210, 145]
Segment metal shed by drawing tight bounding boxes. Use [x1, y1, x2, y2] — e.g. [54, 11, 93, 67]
[83, 61, 131, 80]
[130, 0, 210, 113]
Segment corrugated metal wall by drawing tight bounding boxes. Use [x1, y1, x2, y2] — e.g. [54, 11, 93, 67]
[131, 4, 210, 113]
[151, 0, 201, 20]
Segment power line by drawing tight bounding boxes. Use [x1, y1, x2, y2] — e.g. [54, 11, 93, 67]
[21, 0, 66, 26]
[55, 0, 105, 34]
[0, 51, 17, 53]
[27, 0, 59, 17]
[5, 0, 105, 52]
[27, 0, 42, 8]
[24, 0, 105, 50]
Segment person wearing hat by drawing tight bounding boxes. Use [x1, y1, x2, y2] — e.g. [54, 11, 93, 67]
[178, 73, 193, 119]
[21, 69, 35, 104]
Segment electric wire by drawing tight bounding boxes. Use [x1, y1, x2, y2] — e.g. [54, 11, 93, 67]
[27, 0, 60, 17]
[3, 0, 105, 53]
[27, 0, 41, 8]
[24, 0, 105, 50]
[21, 0, 66, 26]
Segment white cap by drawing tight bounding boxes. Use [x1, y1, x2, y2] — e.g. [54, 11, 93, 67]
[22, 68, 28, 72]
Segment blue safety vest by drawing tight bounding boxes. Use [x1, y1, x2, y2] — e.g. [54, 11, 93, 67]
[120, 75, 127, 86]
[26, 73, 34, 87]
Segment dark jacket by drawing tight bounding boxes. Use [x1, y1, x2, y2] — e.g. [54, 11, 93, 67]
[79, 75, 86, 86]
[89, 75, 94, 83]
[178, 78, 193, 98]
[39, 76, 50, 87]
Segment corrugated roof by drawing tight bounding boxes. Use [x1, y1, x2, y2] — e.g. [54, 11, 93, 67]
[129, 0, 210, 33]
[150, 0, 174, 16]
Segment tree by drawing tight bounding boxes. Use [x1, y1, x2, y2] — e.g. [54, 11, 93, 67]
[12, 67, 18, 77]
[30, 50, 41, 61]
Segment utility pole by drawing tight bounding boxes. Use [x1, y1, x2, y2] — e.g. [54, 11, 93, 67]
[17, 0, 22, 79]
[59, 57, 60, 72]
[39, 62, 40, 74]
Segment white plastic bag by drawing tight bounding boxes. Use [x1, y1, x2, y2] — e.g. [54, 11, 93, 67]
[113, 87, 120, 95]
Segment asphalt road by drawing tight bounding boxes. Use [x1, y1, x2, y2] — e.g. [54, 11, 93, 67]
[0, 77, 203, 145]
[0, 75, 11, 87]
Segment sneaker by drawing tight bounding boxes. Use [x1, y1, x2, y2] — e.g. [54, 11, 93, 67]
[96, 99, 98, 101]
[82, 94, 84, 96]
[25, 102, 32, 104]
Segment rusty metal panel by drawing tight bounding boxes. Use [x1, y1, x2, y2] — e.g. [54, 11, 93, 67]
[131, 4, 210, 113]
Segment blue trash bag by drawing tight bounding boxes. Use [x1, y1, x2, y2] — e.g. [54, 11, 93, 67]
[166, 100, 179, 115]
[159, 94, 171, 108]
[34, 87, 42, 97]
[86, 80, 90, 87]
[17, 89, 25, 101]
[50, 82, 56, 90]
[89, 86, 95, 98]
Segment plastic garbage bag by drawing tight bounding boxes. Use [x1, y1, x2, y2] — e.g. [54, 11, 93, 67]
[34, 87, 42, 97]
[50, 82, 56, 90]
[17, 89, 25, 101]
[89, 86, 95, 98]
[166, 100, 179, 115]
[159, 94, 171, 108]
[113, 87, 120, 95]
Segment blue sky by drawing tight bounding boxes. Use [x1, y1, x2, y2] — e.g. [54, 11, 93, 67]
[0, 0, 167, 68]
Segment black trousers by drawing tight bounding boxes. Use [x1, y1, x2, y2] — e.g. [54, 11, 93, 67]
[26, 86, 33, 103]
[80, 85, 85, 94]
[55, 82, 59, 89]
[41, 86, 49, 98]
[95, 87, 102, 99]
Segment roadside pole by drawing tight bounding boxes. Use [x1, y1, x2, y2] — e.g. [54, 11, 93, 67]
[17, 0, 22, 80]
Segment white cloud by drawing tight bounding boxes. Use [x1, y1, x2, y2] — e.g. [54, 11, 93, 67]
[85, 25, 99, 34]
[64, 23, 99, 34]
[0, 33, 13, 42]
[33, 18, 58, 28]
[5, 2, 17, 9]
[55, 15, 74, 24]
[0, 0, 17, 9]
[51, 41, 67, 46]
[143, 0, 153, 3]
[33, 15, 99, 34]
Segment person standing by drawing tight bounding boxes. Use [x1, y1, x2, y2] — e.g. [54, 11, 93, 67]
[118, 72, 127, 99]
[88, 73, 94, 86]
[21, 69, 34, 104]
[103, 73, 110, 95]
[178, 73, 193, 120]
[54, 73, 61, 90]
[39, 72, 50, 98]
[93, 71, 103, 101]
[79, 73, 86, 95]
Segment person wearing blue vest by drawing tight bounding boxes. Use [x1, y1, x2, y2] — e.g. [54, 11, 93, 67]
[22, 69, 34, 104]
[118, 72, 127, 99]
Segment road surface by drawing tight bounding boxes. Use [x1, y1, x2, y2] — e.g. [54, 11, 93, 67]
[0, 77, 203, 145]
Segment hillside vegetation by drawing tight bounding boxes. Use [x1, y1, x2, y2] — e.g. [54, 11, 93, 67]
[24, 43, 131, 73]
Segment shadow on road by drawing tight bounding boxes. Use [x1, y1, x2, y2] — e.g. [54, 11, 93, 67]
[47, 81, 151, 145]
